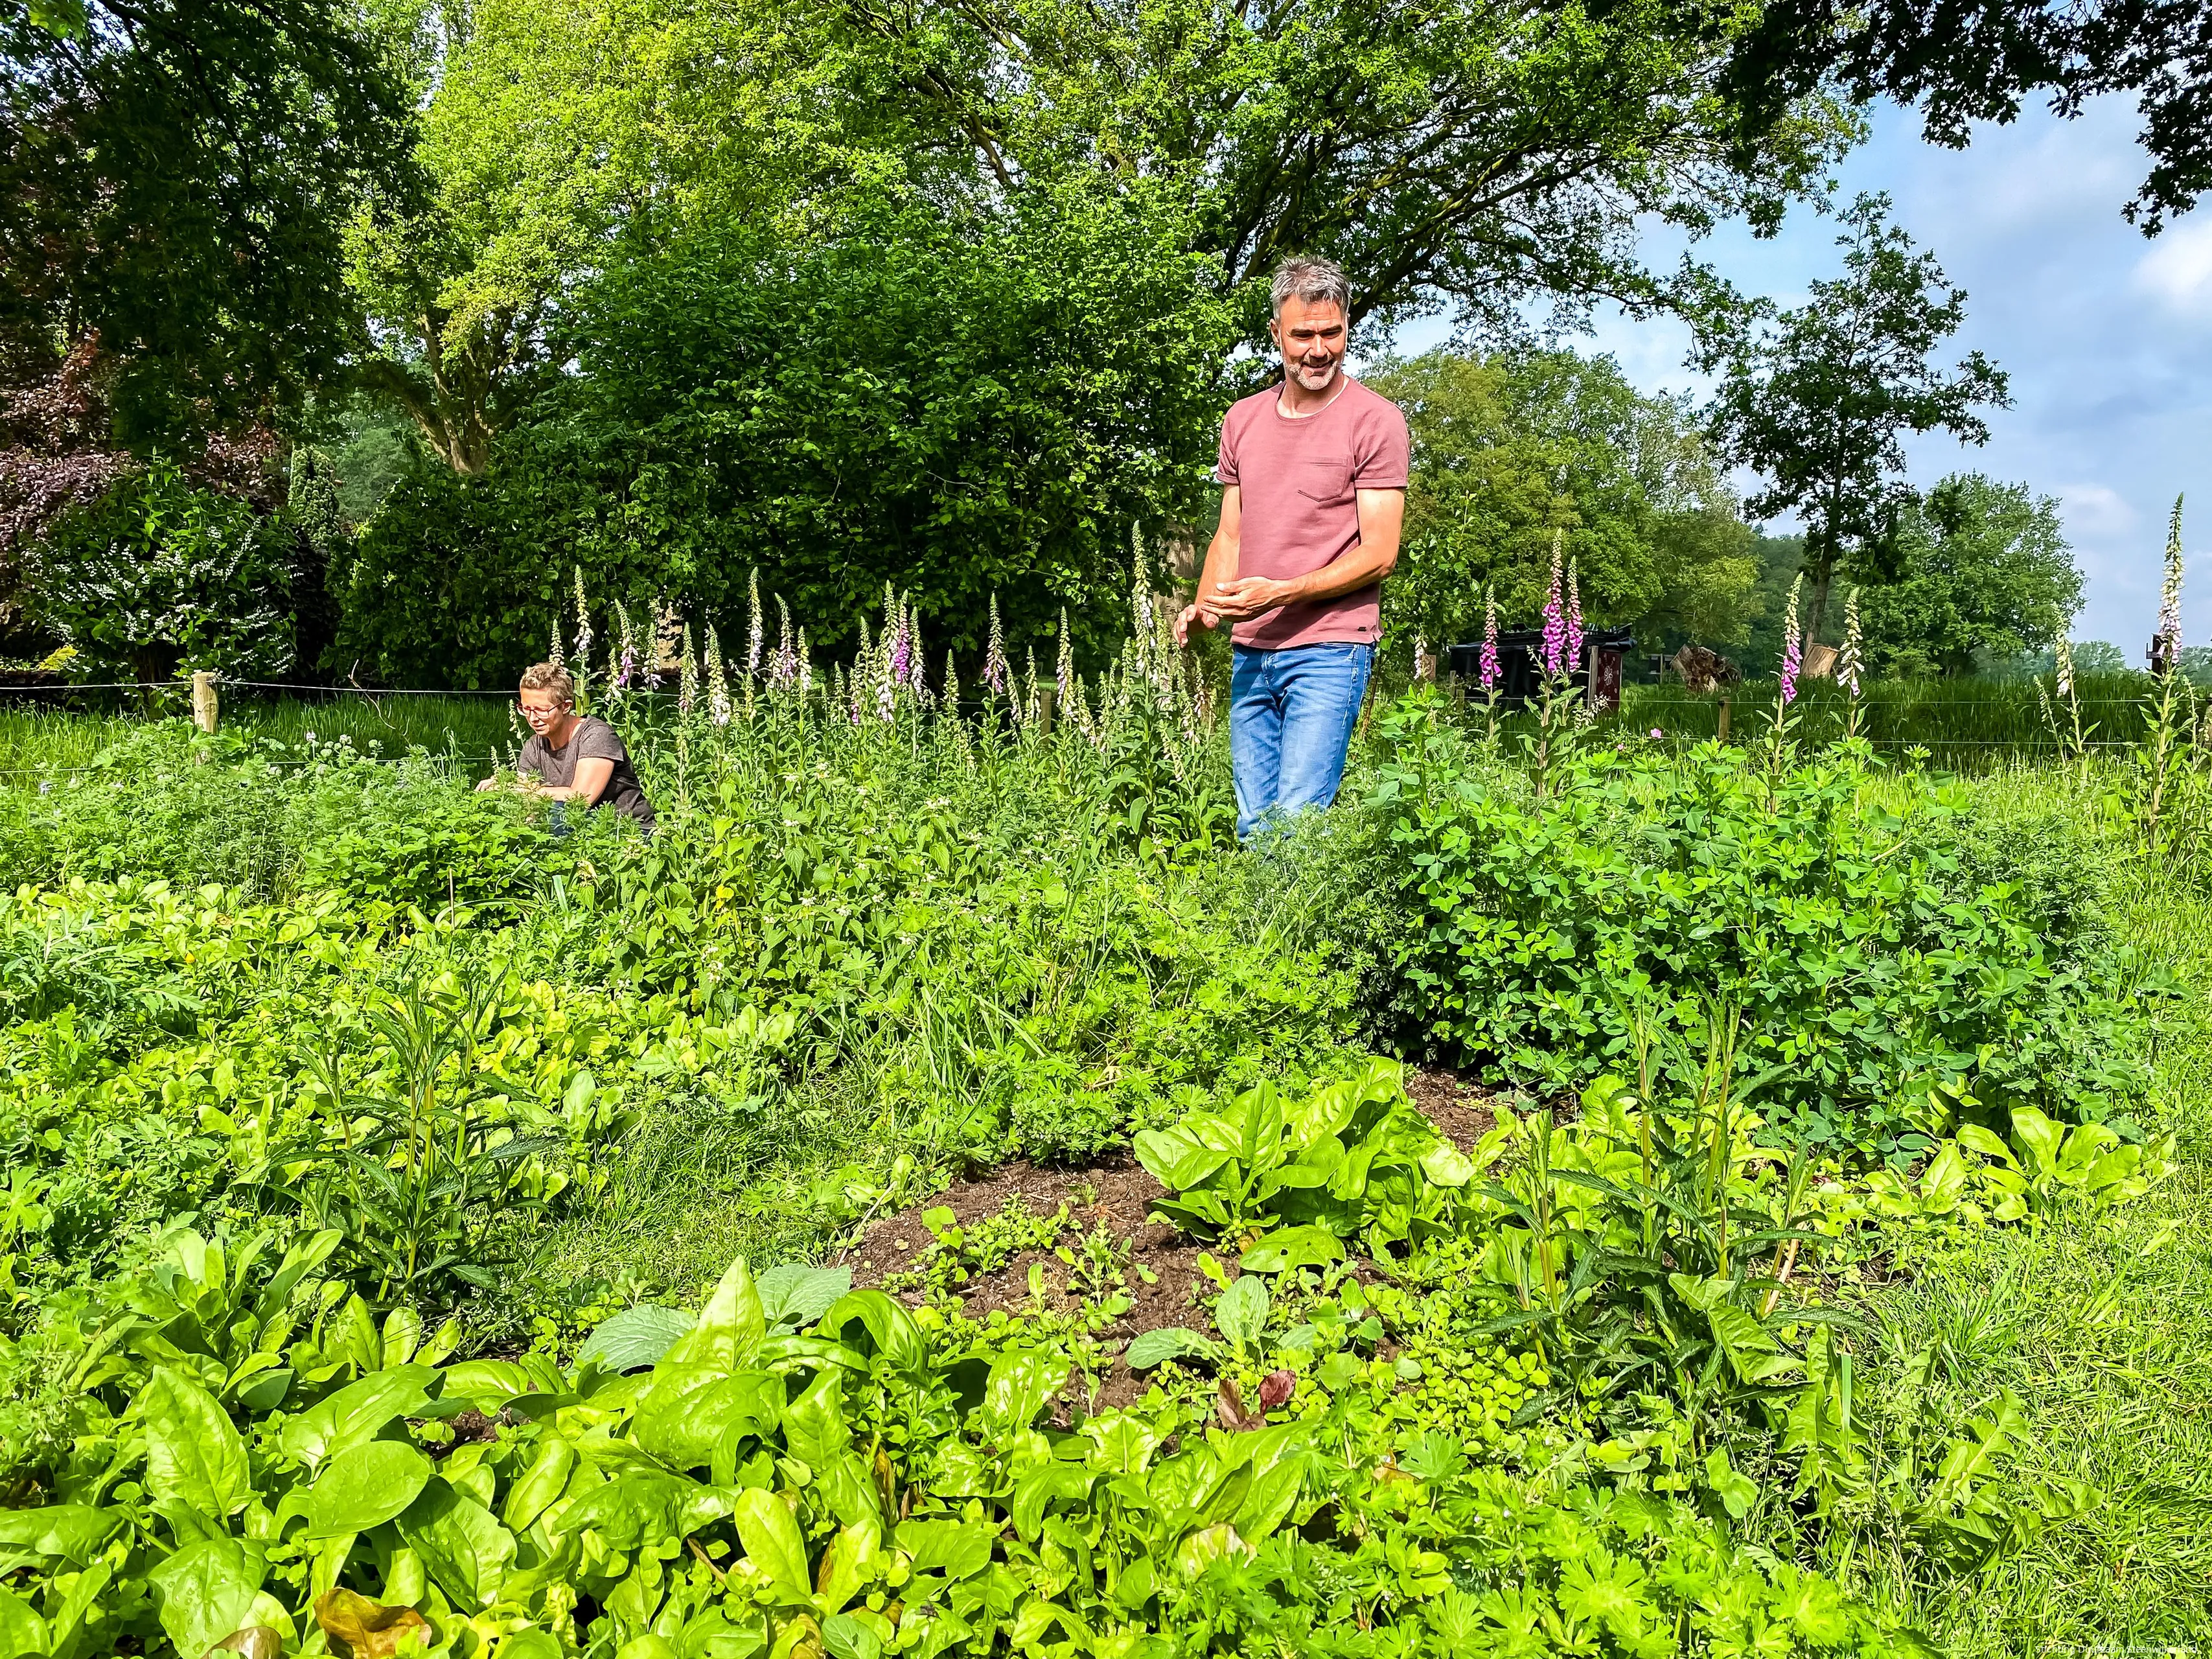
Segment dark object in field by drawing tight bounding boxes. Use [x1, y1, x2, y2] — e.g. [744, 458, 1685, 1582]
[1670, 645, 1741, 693]
[1445, 627, 1638, 712]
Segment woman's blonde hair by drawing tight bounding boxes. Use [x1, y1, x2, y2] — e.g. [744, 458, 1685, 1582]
[518, 662, 575, 704]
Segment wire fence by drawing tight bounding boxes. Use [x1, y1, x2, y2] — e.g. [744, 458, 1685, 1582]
[0, 669, 2185, 783]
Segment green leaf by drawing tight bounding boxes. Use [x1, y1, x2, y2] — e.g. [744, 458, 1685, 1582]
[1213, 1276, 1270, 1349]
[634, 1365, 781, 1474]
[555, 1470, 734, 1550]
[1418, 1140, 1477, 1187]
[895, 1518, 993, 1581]
[1081, 1415, 1163, 1474]
[1954, 1124, 2013, 1163]
[1707, 1303, 1797, 1385]
[500, 1437, 577, 1534]
[0, 1503, 121, 1566]
[147, 1535, 266, 1659]
[138, 1365, 249, 1518]
[280, 1366, 439, 1469]
[978, 1349, 1070, 1441]
[1703, 1447, 1760, 1519]
[1238, 1225, 1343, 1274]
[1124, 1328, 1217, 1371]
[0, 1587, 48, 1658]
[235, 1368, 294, 1412]
[579, 1305, 696, 1373]
[731, 1487, 812, 1606]
[662, 1257, 766, 1374]
[308, 1441, 433, 1538]
[2008, 1106, 2064, 1176]
[1133, 1124, 1232, 1192]
[814, 1520, 882, 1616]
[817, 1291, 925, 1373]
[822, 1611, 882, 1659]
[397, 1479, 516, 1612]
[757, 1264, 853, 1330]
[781, 1367, 852, 1468]
[563, 1067, 597, 1117]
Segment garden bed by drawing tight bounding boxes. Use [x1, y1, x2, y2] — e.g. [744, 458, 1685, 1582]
[838, 1066, 1511, 1410]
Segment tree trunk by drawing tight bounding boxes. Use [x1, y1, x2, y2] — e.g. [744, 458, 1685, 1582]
[1803, 528, 1838, 647]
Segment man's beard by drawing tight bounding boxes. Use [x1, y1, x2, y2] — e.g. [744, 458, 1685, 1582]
[1288, 355, 1340, 391]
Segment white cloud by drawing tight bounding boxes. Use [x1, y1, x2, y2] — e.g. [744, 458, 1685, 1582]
[2132, 220, 2212, 312]
[2056, 482, 2139, 539]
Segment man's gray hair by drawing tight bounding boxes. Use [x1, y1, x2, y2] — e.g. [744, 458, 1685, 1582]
[1270, 256, 1350, 318]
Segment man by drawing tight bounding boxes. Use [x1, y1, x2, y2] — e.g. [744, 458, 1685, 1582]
[477, 662, 656, 831]
[1177, 256, 1409, 841]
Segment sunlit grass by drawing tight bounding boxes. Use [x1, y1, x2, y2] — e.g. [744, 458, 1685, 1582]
[1814, 787, 2212, 1653]
[0, 692, 516, 783]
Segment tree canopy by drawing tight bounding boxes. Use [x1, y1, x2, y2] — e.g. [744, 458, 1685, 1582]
[1858, 473, 2084, 677]
[1712, 0, 2212, 230]
[0, 0, 419, 444]
[1370, 348, 1757, 651]
[1695, 192, 2009, 646]
[334, 191, 1233, 686]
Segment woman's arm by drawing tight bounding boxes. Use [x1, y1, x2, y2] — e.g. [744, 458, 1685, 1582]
[534, 757, 616, 805]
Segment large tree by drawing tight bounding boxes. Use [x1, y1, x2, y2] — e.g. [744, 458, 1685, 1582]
[352, 0, 1856, 474]
[347, 0, 918, 472]
[1370, 347, 1757, 650]
[843, 0, 1854, 337]
[1859, 472, 2083, 677]
[333, 187, 1234, 685]
[1694, 192, 2009, 647]
[0, 0, 419, 446]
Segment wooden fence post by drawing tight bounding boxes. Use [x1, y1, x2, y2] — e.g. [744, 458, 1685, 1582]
[191, 671, 219, 736]
[1716, 695, 1731, 743]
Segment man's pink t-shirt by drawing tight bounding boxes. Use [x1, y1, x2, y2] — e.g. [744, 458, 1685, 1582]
[1214, 375, 1411, 650]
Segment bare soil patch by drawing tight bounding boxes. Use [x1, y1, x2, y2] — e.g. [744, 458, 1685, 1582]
[1403, 1063, 1504, 1148]
[837, 1154, 1215, 1412]
[833, 1068, 1525, 1411]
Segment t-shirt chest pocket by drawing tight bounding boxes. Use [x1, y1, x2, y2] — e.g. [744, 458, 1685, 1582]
[1294, 454, 1355, 504]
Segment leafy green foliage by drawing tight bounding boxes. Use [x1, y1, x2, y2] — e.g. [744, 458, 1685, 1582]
[338, 191, 1231, 683]
[1372, 348, 1759, 649]
[0, 0, 418, 445]
[1134, 1062, 1471, 1252]
[28, 463, 301, 681]
[1367, 690, 2155, 1152]
[0, 1246, 1922, 1658]
[1694, 193, 2010, 645]
[0, 605, 2191, 1655]
[1860, 474, 2085, 677]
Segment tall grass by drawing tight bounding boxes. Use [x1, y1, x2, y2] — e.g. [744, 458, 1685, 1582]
[1784, 760, 2212, 1652]
[1617, 671, 2156, 764]
[0, 691, 514, 780]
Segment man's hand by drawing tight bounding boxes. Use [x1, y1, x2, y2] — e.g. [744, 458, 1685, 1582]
[1174, 596, 1224, 645]
[1207, 576, 1294, 622]
[474, 775, 500, 793]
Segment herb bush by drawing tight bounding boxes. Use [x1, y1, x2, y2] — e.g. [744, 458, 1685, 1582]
[1356, 690, 2154, 1154]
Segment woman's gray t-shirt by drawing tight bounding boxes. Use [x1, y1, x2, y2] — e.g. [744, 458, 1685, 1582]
[516, 716, 655, 828]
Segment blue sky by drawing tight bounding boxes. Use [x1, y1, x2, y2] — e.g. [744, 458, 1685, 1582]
[1397, 95, 2211, 654]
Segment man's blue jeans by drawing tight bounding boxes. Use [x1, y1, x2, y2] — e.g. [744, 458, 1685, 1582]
[1229, 642, 1374, 840]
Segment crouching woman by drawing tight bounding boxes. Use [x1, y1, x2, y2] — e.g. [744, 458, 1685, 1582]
[477, 662, 655, 833]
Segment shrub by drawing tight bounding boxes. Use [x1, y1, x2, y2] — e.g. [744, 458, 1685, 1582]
[1364, 693, 2153, 1153]
[27, 459, 300, 680]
